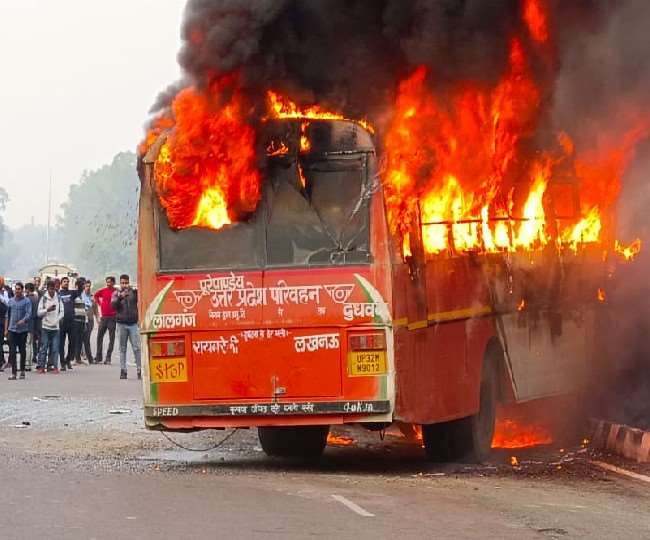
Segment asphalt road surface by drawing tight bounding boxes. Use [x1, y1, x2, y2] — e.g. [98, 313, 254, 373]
[1, 360, 649, 539]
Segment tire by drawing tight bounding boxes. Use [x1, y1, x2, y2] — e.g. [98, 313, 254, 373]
[422, 421, 458, 462]
[460, 357, 498, 462]
[423, 358, 498, 463]
[258, 425, 329, 458]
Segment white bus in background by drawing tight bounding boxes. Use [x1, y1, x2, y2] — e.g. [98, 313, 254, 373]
[38, 262, 79, 287]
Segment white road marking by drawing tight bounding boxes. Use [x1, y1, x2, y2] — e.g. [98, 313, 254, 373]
[331, 494, 375, 517]
[590, 460, 650, 484]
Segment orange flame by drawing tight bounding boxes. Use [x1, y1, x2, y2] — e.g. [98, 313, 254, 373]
[193, 186, 231, 230]
[522, 0, 549, 43]
[297, 163, 307, 189]
[615, 238, 642, 261]
[383, 7, 648, 259]
[597, 288, 606, 302]
[266, 140, 289, 157]
[149, 73, 261, 231]
[266, 90, 374, 133]
[326, 433, 356, 446]
[492, 418, 553, 449]
[300, 122, 311, 153]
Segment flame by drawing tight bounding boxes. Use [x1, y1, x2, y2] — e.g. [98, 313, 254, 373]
[597, 288, 606, 302]
[510, 456, 519, 467]
[147, 73, 261, 231]
[615, 238, 642, 261]
[266, 90, 374, 133]
[402, 232, 412, 258]
[326, 433, 356, 446]
[300, 122, 311, 153]
[297, 163, 307, 189]
[522, 0, 549, 43]
[492, 418, 553, 449]
[383, 4, 648, 260]
[266, 140, 289, 157]
[193, 186, 231, 229]
[517, 299, 526, 311]
[516, 161, 548, 249]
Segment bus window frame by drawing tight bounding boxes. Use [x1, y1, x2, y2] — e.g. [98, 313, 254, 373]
[152, 149, 375, 275]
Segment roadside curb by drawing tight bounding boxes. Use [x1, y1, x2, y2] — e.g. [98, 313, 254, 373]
[590, 419, 650, 463]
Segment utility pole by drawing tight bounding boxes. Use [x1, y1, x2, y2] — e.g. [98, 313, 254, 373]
[46, 171, 52, 263]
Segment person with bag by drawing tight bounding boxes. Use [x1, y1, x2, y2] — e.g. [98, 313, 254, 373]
[37, 280, 64, 373]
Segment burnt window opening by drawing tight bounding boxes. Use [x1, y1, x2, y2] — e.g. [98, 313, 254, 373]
[155, 152, 373, 272]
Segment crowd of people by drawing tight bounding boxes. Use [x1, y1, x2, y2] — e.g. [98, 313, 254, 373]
[0, 274, 141, 381]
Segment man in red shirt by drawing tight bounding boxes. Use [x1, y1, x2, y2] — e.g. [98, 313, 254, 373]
[94, 276, 117, 364]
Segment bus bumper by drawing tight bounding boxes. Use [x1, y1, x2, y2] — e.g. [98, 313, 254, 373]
[144, 400, 392, 430]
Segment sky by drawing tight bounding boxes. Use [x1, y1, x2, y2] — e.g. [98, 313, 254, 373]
[0, 0, 185, 229]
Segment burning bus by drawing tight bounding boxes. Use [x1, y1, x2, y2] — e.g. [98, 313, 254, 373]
[137, 2, 647, 461]
[137, 93, 640, 461]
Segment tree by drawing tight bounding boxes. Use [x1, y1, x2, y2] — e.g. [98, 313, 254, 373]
[0, 186, 8, 247]
[0, 224, 62, 278]
[58, 152, 139, 283]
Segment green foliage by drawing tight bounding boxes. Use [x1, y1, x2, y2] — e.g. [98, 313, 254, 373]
[0, 225, 60, 280]
[58, 152, 139, 283]
[0, 224, 62, 278]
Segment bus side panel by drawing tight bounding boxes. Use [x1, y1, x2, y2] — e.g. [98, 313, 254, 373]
[394, 318, 494, 424]
[393, 253, 497, 424]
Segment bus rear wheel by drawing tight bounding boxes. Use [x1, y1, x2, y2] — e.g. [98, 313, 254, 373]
[422, 358, 498, 463]
[258, 425, 329, 458]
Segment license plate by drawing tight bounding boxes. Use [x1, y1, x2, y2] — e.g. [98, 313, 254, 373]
[150, 357, 188, 383]
[347, 350, 387, 377]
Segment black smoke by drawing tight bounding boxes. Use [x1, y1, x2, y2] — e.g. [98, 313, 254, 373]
[151, 0, 562, 120]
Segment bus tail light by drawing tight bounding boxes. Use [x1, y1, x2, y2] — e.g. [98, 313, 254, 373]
[150, 339, 185, 357]
[348, 332, 386, 351]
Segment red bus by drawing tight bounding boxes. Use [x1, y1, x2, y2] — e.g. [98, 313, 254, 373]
[138, 119, 611, 460]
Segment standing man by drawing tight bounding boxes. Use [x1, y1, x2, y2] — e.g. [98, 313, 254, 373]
[5, 282, 32, 380]
[81, 280, 99, 364]
[71, 278, 87, 365]
[95, 276, 117, 365]
[58, 276, 76, 371]
[0, 276, 10, 371]
[37, 280, 63, 373]
[24, 283, 40, 371]
[33, 276, 43, 294]
[111, 274, 141, 380]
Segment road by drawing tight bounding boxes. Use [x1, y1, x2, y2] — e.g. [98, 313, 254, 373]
[1, 362, 649, 540]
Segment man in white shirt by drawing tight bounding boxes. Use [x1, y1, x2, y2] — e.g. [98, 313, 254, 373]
[36, 280, 64, 373]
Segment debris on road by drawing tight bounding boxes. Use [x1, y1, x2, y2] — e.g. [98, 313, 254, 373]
[109, 409, 133, 415]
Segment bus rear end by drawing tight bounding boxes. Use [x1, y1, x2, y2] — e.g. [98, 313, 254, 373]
[138, 120, 394, 456]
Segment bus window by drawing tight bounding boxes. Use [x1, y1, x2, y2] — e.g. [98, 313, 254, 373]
[155, 154, 372, 272]
[156, 206, 264, 272]
[265, 156, 371, 267]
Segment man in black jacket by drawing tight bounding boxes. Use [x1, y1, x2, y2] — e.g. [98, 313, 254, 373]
[111, 274, 141, 380]
[58, 277, 77, 371]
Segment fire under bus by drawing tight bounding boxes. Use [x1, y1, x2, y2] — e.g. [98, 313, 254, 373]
[139, 119, 613, 461]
